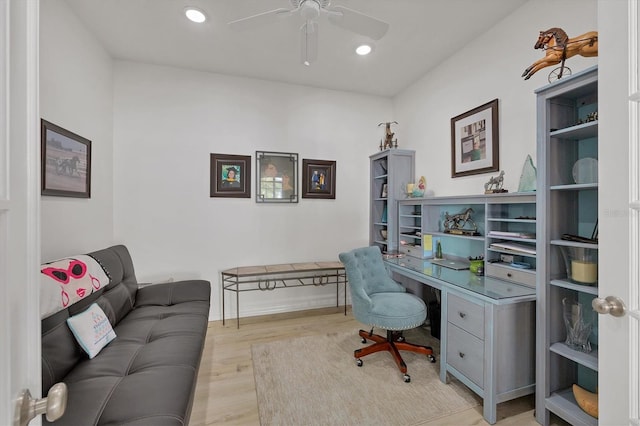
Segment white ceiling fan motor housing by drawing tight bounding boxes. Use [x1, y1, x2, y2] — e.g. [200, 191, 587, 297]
[300, 0, 322, 21]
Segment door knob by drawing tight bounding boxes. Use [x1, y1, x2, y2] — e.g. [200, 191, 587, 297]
[592, 296, 626, 317]
[14, 382, 67, 426]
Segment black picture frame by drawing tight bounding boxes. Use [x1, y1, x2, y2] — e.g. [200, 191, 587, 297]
[41, 119, 91, 198]
[381, 183, 388, 198]
[301, 159, 336, 199]
[210, 153, 251, 198]
[256, 151, 298, 203]
[451, 99, 499, 178]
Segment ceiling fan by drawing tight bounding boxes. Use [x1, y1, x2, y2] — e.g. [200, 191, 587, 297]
[228, 0, 389, 66]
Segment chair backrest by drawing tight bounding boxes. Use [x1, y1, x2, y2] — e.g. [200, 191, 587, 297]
[339, 246, 405, 322]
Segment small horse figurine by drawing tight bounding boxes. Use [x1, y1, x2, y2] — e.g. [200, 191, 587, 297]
[522, 27, 598, 81]
[484, 170, 505, 192]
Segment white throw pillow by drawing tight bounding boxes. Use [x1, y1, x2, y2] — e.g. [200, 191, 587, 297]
[66, 303, 116, 359]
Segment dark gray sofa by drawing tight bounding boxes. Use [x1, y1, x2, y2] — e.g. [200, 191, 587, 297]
[41, 245, 211, 425]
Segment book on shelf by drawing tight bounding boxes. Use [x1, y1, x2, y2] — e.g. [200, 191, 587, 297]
[489, 241, 537, 255]
[488, 231, 536, 239]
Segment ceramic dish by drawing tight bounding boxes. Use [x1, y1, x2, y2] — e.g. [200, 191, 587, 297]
[572, 157, 598, 184]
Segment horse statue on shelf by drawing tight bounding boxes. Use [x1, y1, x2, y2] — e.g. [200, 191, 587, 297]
[484, 170, 505, 192]
[522, 27, 598, 81]
[443, 207, 477, 233]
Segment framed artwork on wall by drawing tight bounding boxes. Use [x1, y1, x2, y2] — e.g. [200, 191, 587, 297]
[301, 159, 336, 199]
[256, 151, 298, 203]
[210, 153, 251, 198]
[451, 98, 499, 178]
[41, 119, 91, 198]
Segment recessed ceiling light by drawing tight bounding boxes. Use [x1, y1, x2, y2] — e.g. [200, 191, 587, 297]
[355, 44, 372, 56]
[185, 7, 207, 23]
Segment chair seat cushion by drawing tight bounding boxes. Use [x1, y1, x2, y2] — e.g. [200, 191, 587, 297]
[366, 292, 427, 330]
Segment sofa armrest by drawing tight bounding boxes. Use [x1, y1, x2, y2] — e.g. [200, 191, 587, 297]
[135, 279, 211, 307]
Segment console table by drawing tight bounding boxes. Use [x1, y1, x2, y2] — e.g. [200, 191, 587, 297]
[221, 262, 347, 328]
[385, 257, 536, 425]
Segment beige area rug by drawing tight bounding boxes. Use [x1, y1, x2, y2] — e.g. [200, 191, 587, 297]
[252, 327, 481, 425]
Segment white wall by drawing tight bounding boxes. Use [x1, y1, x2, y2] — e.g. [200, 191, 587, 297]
[39, 0, 114, 261]
[394, 0, 598, 195]
[39, 0, 599, 321]
[112, 62, 392, 319]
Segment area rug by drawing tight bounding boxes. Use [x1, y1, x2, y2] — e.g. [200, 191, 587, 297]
[251, 328, 481, 425]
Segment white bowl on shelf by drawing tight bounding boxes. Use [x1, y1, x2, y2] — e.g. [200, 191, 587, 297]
[572, 158, 598, 184]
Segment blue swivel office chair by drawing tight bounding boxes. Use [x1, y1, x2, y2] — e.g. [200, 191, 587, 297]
[339, 246, 435, 382]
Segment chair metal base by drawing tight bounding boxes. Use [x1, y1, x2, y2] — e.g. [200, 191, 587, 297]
[354, 329, 435, 378]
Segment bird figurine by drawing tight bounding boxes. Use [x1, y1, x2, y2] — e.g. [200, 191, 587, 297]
[412, 176, 426, 197]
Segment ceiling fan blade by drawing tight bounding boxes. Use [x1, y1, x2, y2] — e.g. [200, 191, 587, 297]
[300, 21, 318, 66]
[326, 6, 389, 40]
[228, 8, 293, 30]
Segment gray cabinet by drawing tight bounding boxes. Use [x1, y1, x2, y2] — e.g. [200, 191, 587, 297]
[369, 149, 415, 253]
[385, 258, 536, 425]
[535, 66, 599, 426]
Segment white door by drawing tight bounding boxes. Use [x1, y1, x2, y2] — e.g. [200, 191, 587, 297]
[597, 0, 638, 424]
[0, 0, 41, 425]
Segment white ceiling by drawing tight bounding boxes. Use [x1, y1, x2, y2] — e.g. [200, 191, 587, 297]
[62, 0, 528, 97]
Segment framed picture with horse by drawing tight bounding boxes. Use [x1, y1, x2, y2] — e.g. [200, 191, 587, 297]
[450, 99, 499, 178]
[210, 153, 252, 198]
[41, 119, 92, 198]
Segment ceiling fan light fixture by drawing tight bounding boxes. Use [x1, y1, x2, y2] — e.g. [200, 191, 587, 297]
[184, 7, 207, 23]
[355, 44, 373, 56]
[300, 0, 321, 21]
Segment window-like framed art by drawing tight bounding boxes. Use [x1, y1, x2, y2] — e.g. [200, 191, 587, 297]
[210, 153, 251, 198]
[301, 159, 336, 199]
[451, 98, 499, 178]
[41, 119, 91, 198]
[256, 151, 298, 203]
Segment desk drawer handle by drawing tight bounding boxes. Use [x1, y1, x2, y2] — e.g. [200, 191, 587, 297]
[459, 352, 465, 358]
[507, 273, 513, 277]
[458, 312, 466, 318]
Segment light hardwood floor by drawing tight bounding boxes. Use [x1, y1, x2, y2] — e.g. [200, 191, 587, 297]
[190, 307, 543, 426]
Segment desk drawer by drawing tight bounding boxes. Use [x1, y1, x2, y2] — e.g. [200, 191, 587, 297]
[485, 263, 536, 288]
[447, 294, 484, 339]
[399, 244, 427, 259]
[447, 323, 484, 388]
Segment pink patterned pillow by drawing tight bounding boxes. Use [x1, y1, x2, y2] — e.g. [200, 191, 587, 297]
[40, 255, 109, 318]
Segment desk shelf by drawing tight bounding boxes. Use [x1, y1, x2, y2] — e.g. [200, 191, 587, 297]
[397, 193, 536, 287]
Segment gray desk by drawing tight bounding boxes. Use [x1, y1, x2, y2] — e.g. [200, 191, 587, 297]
[385, 257, 536, 425]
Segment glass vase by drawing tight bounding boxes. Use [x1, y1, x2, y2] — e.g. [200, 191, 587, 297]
[562, 297, 593, 353]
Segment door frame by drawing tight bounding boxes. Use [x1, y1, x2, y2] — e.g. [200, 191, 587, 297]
[1, 0, 41, 424]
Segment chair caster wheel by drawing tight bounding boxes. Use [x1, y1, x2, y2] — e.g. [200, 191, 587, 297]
[427, 354, 436, 363]
[403, 374, 411, 383]
[361, 338, 367, 344]
[396, 335, 405, 342]
[356, 358, 363, 367]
